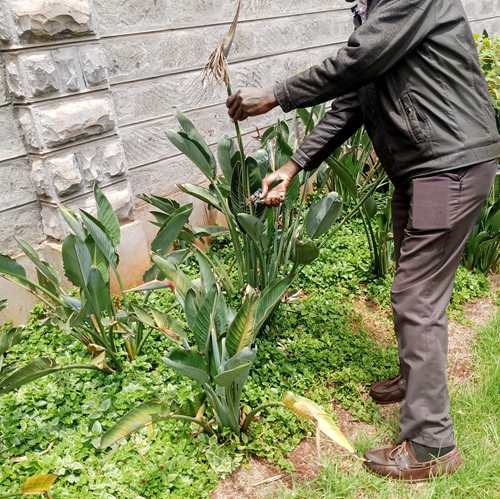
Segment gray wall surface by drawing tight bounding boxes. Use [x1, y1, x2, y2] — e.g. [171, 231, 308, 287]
[0, 0, 499, 256]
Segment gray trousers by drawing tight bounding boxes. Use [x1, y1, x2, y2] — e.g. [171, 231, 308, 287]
[391, 159, 497, 448]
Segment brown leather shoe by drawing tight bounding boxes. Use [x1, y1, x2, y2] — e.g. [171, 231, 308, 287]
[364, 441, 464, 481]
[369, 375, 406, 405]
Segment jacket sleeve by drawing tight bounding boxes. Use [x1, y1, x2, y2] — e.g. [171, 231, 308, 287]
[274, 0, 436, 112]
[293, 91, 363, 171]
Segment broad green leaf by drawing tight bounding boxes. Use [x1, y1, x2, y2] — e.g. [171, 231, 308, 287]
[152, 255, 192, 303]
[177, 113, 216, 170]
[0, 327, 23, 356]
[226, 290, 257, 356]
[0, 358, 93, 395]
[21, 474, 58, 496]
[184, 288, 200, 332]
[62, 235, 92, 288]
[86, 267, 112, 320]
[305, 192, 343, 239]
[87, 238, 110, 284]
[230, 161, 247, 215]
[139, 194, 180, 215]
[16, 238, 60, 291]
[152, 309, 187, 341]
[167, 129, 214, 180]
[283, 392, 357, 456]
[214, 361, 252, 387]
[285, 175, 301, 209]
[254, 275, 294, 333]
[152, 205, 193, 253]
[218, 135, 234, 183]
[165, 349, 210, 384]
[294, 240, 320, 266]
[191, 286, 217, 354]
[237, 213, 265, 245]
[126, 280, 172, 293]
[363, 196, 378, 219]
[0, 253, 27, 281]
[59, 206, 86, 240]
[194, 248, 216, 290]
[131, 305, 156, 328]
[100, 401, 166, 448]
[179, 184, 221, 211]
[80, 210, 118, 268]
[94, 184, 121, 246]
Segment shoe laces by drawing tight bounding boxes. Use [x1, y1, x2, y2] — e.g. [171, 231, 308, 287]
[389, 441, 409, 460]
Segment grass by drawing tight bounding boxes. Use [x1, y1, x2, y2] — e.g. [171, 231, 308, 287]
[278, 313, 500, 499]
[0, 218, 494, 498]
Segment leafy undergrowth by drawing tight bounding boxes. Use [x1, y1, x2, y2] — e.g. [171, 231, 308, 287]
[0, 220, 490, 498]
[279, 313, 500, 499]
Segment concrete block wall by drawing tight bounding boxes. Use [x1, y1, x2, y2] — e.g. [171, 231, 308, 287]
[0, 0, 499, 322]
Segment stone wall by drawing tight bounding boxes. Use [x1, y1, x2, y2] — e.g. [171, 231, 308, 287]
[0, 0, 499, 321]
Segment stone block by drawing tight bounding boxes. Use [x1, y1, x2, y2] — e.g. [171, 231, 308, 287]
[53, 47, 84, 93]
[23, 52, 59, 97]
[0, 157, 38, 210]
[0, 58, 8, 105]
[41, 180, 134, 240]
[31, 138, 127, 201]
[0, 105, 26, 161]
[10, 0, 94, 43]
[0, 7, 14, 44]
[80, 45, 108, 87]
[4, 56, 25, 100]
[0, 202, 44, 256]
[17, 93, 116, 152]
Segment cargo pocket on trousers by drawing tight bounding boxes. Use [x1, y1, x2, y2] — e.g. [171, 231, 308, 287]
[410, 177, 451, 231]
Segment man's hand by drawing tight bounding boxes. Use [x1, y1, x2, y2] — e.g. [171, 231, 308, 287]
[226, 87, 278, 122]
[262, 160, 302, 207]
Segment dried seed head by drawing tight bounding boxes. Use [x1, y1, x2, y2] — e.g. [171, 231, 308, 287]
[202, 0, 241, 86]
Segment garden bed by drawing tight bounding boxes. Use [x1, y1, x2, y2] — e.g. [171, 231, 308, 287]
[0, 218, 496, 498]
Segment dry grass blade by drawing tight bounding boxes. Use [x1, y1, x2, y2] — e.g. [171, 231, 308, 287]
[203, 0, 241, 86]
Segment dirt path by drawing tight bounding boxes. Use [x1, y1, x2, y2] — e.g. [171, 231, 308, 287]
[211, 276, 498, 499]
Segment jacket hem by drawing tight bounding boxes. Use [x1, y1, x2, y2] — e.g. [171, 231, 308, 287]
[274, 81, 295, 113]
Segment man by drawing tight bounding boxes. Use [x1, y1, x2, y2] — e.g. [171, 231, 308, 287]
[227, 0, 499, 481]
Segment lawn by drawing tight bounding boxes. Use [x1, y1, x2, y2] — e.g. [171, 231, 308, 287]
[0, 217, 496, 498]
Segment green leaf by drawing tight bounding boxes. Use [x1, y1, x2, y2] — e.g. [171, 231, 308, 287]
[191, 286, 217, 354]
[218, 135, 234, 183]
[21, 474, 58, 496]
[165, 349, 210, 384]
[139, 194, 180, 215]
[94, 184, 121, 246]
[152, 255, 192, 304]
[86, 267, 112, 319]
[0, 327, 23, 356]
[305, 192, 343, 239]
[226, 290, 258, 356]
[363, 196, 378, 219]
[179, 184, 221, 211]
[230, 161, 247, 215]
[254, 275, 294, 333]
[167, 129, 214, 180]
[59, 206, 86, 240]
[237, 213, 265, 246]
[80, 210, 118, 268]
[184, 288, 200, 332]
[62, 235, 92, 288]
[214, 361, 252, 387]
[16, 238, 60, 292]
[152, 204, 193, 253]
[177, 113, 216, 170]
[0, 253, 27, 281]
[194, 248, 216, 290]
[294, 240, 320, 266]
[100, 401, 166, 448]
[152, 309, 187, 341]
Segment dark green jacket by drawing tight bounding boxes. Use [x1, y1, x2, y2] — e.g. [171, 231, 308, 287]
[274, 0, 500, 181]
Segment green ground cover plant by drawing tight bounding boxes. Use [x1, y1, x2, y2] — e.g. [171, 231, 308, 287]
[0, 214, 490, 498]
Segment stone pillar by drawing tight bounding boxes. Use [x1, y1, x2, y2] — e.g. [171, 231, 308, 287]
[0, 0, 134, 241]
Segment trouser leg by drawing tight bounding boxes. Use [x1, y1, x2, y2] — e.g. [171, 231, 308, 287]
[392, 160, 496, 447]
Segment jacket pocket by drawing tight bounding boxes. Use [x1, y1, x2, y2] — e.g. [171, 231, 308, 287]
[401, 92, 430, 145]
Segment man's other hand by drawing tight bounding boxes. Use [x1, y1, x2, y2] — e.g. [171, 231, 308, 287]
[226, 87, 278, 122]
[262, 160, 302, 207]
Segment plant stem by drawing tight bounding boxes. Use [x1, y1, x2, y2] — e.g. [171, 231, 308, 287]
[241, 402, 286, 433]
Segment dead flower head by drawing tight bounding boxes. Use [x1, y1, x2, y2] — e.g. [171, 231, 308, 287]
[203, 0, 241, 87]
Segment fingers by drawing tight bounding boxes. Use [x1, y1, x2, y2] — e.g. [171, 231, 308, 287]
[227, 91, 247, 122]
[264, 189, 285, 207]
